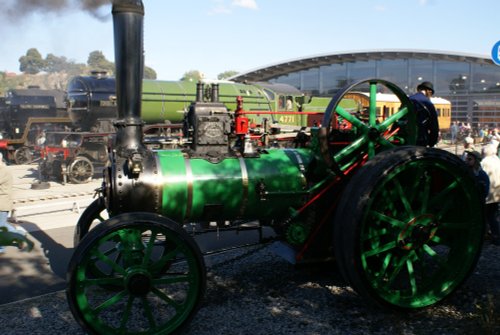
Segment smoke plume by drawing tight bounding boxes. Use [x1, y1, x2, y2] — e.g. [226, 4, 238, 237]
[4, 0, 112, 21]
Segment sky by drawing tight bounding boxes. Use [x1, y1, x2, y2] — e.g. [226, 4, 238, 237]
[1, 0, 499, 81]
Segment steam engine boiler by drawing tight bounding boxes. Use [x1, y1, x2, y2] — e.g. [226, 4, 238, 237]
[66, 1, 485, 334]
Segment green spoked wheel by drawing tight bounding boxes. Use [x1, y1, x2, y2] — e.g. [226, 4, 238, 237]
[333, 146, 484, 309]
[319, 79, 417, 175]
[67, 213, 206, 334]
[73, 198, 109, 247]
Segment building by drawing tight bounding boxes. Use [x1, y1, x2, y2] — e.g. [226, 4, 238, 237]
[232, 49, 500, 130]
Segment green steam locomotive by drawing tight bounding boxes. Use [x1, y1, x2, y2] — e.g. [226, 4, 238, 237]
[66, 73, 330, 132]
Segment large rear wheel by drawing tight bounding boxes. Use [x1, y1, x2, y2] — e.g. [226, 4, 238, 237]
[67, 212, 206, 334]
[333, 146, 484, 309]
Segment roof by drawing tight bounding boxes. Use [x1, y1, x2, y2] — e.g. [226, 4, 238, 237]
[357, 92, 451, 104]
[231, 49, 494, 83]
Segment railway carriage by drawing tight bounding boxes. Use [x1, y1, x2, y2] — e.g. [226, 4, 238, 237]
[338, 91, 451, 130]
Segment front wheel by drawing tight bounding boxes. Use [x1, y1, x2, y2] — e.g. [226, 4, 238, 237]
[67, 212, 206, 334]
[333, 146, 484, 309]
[14, 146, 33, 165]
[67, 156, 94, 184]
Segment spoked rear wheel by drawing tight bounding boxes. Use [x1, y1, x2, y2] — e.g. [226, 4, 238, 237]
[67, 212, 206, 334]
[333, 146, 484, 309]
[319, 78, 417, 175]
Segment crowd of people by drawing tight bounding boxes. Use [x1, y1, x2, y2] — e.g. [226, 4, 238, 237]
[450, 120, 500, 146]
[462, 135, 500, 245]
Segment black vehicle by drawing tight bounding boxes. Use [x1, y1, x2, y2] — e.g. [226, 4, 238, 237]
[66, 71, 117, 132]
[38, 131, 112, 184]
[1, 86, 67, 139]
[0, 86, 72, 164]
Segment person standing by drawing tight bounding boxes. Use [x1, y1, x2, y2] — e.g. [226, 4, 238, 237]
[0, 153, 23, 253]
[450, 121, 459, 144]
[409, 81, 440, 147]
[481, 144, 500, 245]
[461, 136, 476, 161]
[465, 150, 490, 201]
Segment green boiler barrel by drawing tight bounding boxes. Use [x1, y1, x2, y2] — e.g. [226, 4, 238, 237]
[156, 148, 313, 222]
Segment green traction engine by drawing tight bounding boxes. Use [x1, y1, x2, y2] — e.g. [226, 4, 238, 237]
[66, 1, 486, 334]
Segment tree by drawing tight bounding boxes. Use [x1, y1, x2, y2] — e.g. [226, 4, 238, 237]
[19, 48, 46, 74]
[87, 50, 114, 74]
[144, 66, 157, 79]
[45, 53, 78, 73]
[180, 70, 204, 82]
[218, 70, 239, 80]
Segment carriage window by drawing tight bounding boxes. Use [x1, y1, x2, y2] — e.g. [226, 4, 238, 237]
[278, 96, 286, 109]
[286, 96, 294, 111]
[262, 89, 275, 101]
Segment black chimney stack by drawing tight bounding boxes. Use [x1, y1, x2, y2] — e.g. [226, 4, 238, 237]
[112, 0, 145, 157]
[196, 82, 204, 102]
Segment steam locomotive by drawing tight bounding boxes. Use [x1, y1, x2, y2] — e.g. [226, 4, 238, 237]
[0, 85, 67, 138]
[66, 72, 327, 133]
[0, 86, 72, 164]
[65, 2, 484, 334]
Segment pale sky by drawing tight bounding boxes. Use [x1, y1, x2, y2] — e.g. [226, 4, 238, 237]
[1, 0, 499, 80]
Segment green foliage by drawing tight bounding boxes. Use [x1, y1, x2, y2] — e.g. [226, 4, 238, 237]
[180, 70, 204, 82]
[19, 48, 46, 74]
[45, 53, 87, 76]
[87, 51, 114, 74]
[144, 66, 157, 80]
[1, 48, 160, 92]
[5, 47, 240, 92]
[45, 53, 67, 72]
[217, 70, 239, 80]
[0, 72, 26, 95]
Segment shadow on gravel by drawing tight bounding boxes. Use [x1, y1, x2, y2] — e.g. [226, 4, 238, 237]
[24, 166, 41, 180]
[0, 220, 73, 305]
[186, 244, 500, 335]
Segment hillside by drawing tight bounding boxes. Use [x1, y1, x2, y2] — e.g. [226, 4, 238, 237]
[0, 71, 75, 95]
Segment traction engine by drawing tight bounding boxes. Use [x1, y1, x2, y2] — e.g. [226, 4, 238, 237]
[66, 1, 485, 334]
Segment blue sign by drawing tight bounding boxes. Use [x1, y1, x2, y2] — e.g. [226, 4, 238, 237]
[492, 40, 500, 65]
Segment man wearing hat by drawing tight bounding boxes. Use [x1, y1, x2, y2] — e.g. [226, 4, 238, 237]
[461, 135, 476, 161]
[465, 150, 490, 201]
[409, 81, 440, 147]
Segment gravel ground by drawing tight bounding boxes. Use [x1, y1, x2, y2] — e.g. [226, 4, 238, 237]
[0, 241, 499, 335]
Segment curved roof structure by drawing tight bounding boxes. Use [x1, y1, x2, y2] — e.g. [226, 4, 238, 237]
[232, 49, 494, 83]
[230, 49, 500, 128]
